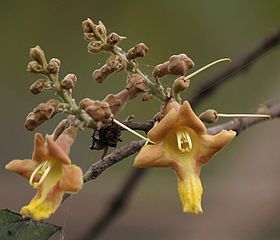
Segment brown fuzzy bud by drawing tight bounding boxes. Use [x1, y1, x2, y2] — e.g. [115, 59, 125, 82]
[84, 32, 96, 42]
[79, 98, 96, 109]
[127, 43, 149, 60]
[30, 79, 50, 94]
[152, 61, 170, 78]
[25, 112, 38, 131]
[24, 103, 55, 131]
[29, 46, 47, 67]
[199, 109, 218, 124]
[93, 56, 125, 83]
[126, 74, 147, 95]
[46, 99, 60, 114]
[85, 100, 112, 122]
[47, 58, 61, 74]
[87, 41, 104, 54]
[103, 90, 132, 116]
[106, 32, 125, 46]
[92, 69, 106, 83]
[106, 55, 124, 71]
[93, 21, 107, 41]
[168, 54, 194, 75]
[153, 54, 194, 79]
[82, 18, 95, 33]
[27, 61, 45, 73]
[173, 76, 190, 94]
[33, 103, 55, 120]
[60, 73, 77, 90]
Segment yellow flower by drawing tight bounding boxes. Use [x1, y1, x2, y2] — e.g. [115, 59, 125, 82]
[6, 128, 83, 220]
[134, 101, 236, 214]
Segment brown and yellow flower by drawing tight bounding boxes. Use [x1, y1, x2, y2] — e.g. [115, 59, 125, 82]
[6, 128, 83, 220]
[134, 101, 236, 214]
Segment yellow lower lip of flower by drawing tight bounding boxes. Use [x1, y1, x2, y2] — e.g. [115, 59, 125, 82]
[178, 174, 203, 214]
[21, 199, 57, 221]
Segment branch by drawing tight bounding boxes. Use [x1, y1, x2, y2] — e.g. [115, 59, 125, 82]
[189, 29, 280, 108]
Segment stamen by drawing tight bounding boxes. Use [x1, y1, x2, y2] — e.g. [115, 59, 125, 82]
[217, 113, 271, 119]
[29, 160, 53, 188]
[113, 119, 155, 144]
[176, 129, 192, 153]
[33, 163, 53, 188]
[185, 58, 231, 80]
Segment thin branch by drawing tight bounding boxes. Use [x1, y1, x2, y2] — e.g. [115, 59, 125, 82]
[189, 29, 280, 108]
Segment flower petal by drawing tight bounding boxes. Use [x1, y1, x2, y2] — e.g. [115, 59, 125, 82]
[32, 133, 47, 162]
[178, 101, 206, 135]
[134, 144, 172, 168]
[5, 159, 39, 180]
[59, 164, 83, 193]
[148, 109, 178, 143]
[21, 184, 63, 221]
[197, 130, 236, 165]
[46, 135, 71, 164]
[178, 174, 203, 214]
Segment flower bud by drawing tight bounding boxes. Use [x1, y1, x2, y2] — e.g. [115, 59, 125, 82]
[33, 103, 55, 120]
[87, 41, 104, 54]
[60, 73, 77, 90]
[27, 61, 45, 74]
[46, 99, 60, 114]
[29, 46, 47, 67]
[153, 54, 194, 79]
[93, 21, 107, 41]
[47, 58, 61, 74]
[152, 61, 170, 78]
[106, 55, 124, 71]
[173, 76, 190, 94]
[79, 98, 96, 109]
[126, 74, 147, 95]
[82, 18, 95, 33]
[198, 109, 218, 124]
[103, 90, 132, 116]
[106, 32, 125, 46]
[168, 54, 194, 75]
[84, 32, 95, 42]
[30, 79, 51, 94]
[127, 43, 149, 60]
[85, 100, 112, 122]
[24, 112, 38, 131]
[92, 69, 107, 83]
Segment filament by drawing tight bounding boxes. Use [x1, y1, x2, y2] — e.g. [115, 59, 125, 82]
[185, 58, 231, 80]
[113, 119, 155, 144]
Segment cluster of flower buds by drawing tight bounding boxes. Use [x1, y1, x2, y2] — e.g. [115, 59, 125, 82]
[83, 18, 125, 54]
[60, 73, 77, 90]
[80, 98, 112, 124]
[25, 99, 60, 130]
[153, 54, 194, 79]
[27, 46, 61, 76]
[127, 43, 149, 60]
[93, 55, 125, 83]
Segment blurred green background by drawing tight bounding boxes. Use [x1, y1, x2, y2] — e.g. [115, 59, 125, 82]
[1, 1, 280, 239]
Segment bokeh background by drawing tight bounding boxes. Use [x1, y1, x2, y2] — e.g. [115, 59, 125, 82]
[1, 1, 280, 239]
